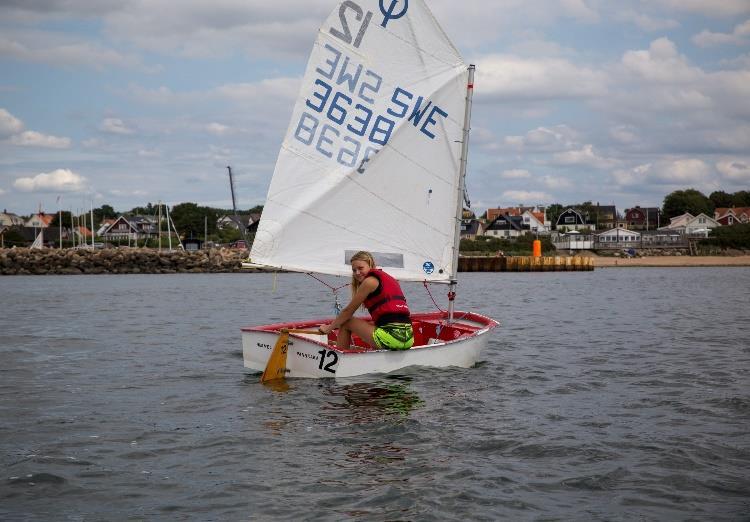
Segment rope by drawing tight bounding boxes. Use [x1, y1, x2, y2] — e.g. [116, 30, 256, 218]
[422, 281, 446, 313]
[307, 273, 351, 315]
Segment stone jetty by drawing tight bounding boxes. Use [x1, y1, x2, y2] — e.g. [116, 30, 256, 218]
[0, 248, 252, 275]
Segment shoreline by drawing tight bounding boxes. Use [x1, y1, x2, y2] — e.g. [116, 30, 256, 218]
[593, 255, 750, 268]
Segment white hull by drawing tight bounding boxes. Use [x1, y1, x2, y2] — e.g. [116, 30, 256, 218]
[242, 311, 498, 379]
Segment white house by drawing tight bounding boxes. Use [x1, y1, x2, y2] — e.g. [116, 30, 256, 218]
[596, 227, 641, 246]
[521, 210, 550, 233]
[659, 212, 720, 236]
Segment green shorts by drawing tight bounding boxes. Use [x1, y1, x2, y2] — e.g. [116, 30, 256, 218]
[373, 323, 414, 350]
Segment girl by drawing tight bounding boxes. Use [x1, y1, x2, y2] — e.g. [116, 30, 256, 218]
[318, 251, 414, 350]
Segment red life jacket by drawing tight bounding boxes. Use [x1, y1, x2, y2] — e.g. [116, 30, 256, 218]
[363, 268, 411, 326]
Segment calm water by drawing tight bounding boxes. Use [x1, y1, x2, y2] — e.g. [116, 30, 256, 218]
[1, 269, 749, 521]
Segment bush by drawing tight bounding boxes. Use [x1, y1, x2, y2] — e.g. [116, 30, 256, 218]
[702, 223, 750, 249]
[460, 234, 553, 255]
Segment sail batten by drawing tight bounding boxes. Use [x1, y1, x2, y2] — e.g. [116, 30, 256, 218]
[251, 0, 468, 282]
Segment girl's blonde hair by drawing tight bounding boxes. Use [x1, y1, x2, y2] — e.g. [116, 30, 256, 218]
[350, 250, 376, 297]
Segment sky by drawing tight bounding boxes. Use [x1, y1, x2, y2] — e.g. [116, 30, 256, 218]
[1, 0, 749, 217]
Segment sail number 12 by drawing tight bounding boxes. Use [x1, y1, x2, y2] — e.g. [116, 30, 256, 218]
[317, 349, 338, 373]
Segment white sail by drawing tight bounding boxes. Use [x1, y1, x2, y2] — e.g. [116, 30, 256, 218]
[251, 0, 469, 282]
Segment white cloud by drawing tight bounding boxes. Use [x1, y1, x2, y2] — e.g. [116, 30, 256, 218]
[610, 125, 639, 144]
[542, 175, 572, 189]
[552, 144, 617, 169]
[716, 159, 750, 180]
[621, 38, 702, 84]
[560, 0, 599, 23]
[501, 169, 531, 179]
[612, 164, 653, 186]
[14, 169, 87, 193]
[657, 159, 712, 183]
[206, 122, 230, 136]
[652, 0, 750, 17]
[476, 54, 608, 100]
[0, 188, 6, 196]
[0, 36, 147, 71]
[137, 149, 160, 158]
[693, 19, 750, 47]
[505, 125, 578, 151]
[0, 108, 24, 137]
[617, 11, 679, 31]
[501, 190, 553, 202]
[100, 118, 134, 135]
[10, 130, 71, 149]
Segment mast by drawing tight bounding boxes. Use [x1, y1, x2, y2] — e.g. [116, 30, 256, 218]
[227, 165, 247, 240]
[448, 64, 476, 323]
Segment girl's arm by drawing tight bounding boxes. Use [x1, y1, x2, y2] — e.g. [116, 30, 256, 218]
[319, 276, 377, 333]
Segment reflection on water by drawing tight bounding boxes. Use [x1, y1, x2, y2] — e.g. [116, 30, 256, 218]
[323, 376, 424, 423]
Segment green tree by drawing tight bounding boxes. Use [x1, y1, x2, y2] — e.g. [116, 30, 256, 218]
[545, 203, 564, 228]
[94, 204, 117, 223]
[710, 191, 733, 209]
[171, 202, 218, 238]
[50, 210, 73, 227]
[662, 189, 713, 219]
[733, 190, 750, 207]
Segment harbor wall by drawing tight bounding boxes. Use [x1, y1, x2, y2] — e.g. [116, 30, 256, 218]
[459, 255, 594, 272]
[0, 248, 249, 275]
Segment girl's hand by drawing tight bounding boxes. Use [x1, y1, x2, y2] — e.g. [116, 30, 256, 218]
[318, 324, 331, 335]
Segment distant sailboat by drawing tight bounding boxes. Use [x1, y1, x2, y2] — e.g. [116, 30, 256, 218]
[242, 0, 498, 379]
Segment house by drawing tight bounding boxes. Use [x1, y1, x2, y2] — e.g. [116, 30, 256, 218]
[658, 212, 720, 236]
[623, 206, 661, 230]
[99, 215, 157, 241]
[714, 207, 750, 226]
[25, 212, 55, 228]
[486, 206, 537, 222]
[555, 208, 589, 231]
[590, 205, 618, 229]
[0, 210, 25, 227]
[218, 215, 253, 232]
[460, 219, 484, 240]
[484, 214, 525, 238]
[12, 226, 67, 247]
[596, 227, 641, 247]
[520, 210, 550, 233]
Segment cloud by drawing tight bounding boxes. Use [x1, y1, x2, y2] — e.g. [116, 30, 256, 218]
[206, 122, 230, 136]
[505, 125, 578, 151]
[100, 118, 134, 135]
[551, 144, 618, 169]
[476, 54, 608, 101]
[542, 175, 572, 189]
[621, 38, 702, 84]
[14, 169, 88, 193]
[10, 130, 71, 148]
[612, 159, 714, 188]
[0, 108, 24, 137]
[652, 0, 750, 17]
[501, 190, 553, 203]
[0, 36, 147, 71]
[616, 11, 680, 31]
[0, 188, 5, 196]
[693, 19, 750, 47]
[560, 0, 599, 23]
[501, 169, 531, 179]
[716, 159, 750, 180]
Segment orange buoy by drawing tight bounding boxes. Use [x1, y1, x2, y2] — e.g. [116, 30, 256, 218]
[532, 239, 542, 257]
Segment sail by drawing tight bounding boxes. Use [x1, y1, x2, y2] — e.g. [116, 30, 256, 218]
[251, 0, 468, 281]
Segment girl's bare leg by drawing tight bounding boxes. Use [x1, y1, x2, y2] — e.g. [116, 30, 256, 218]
[337, 317, 376, 349]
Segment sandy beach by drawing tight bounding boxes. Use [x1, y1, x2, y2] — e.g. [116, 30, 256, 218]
[593, 255, 750, 267]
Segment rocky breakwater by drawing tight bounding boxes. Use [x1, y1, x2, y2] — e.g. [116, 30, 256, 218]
[0, 248, 251, 275]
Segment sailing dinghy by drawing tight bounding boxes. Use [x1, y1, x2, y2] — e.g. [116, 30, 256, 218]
[243, 0, 498, 379]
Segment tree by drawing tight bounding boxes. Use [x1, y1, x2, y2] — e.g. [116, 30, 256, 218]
[709, 191, 734, 209]
[733, 190, 750, 207]
[94, 204, 117, 223]
[171, 202, 218, 237]
[662, 189, 713, 219]
[545, 203, 564, 228]
[50, 211, 73, 227]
